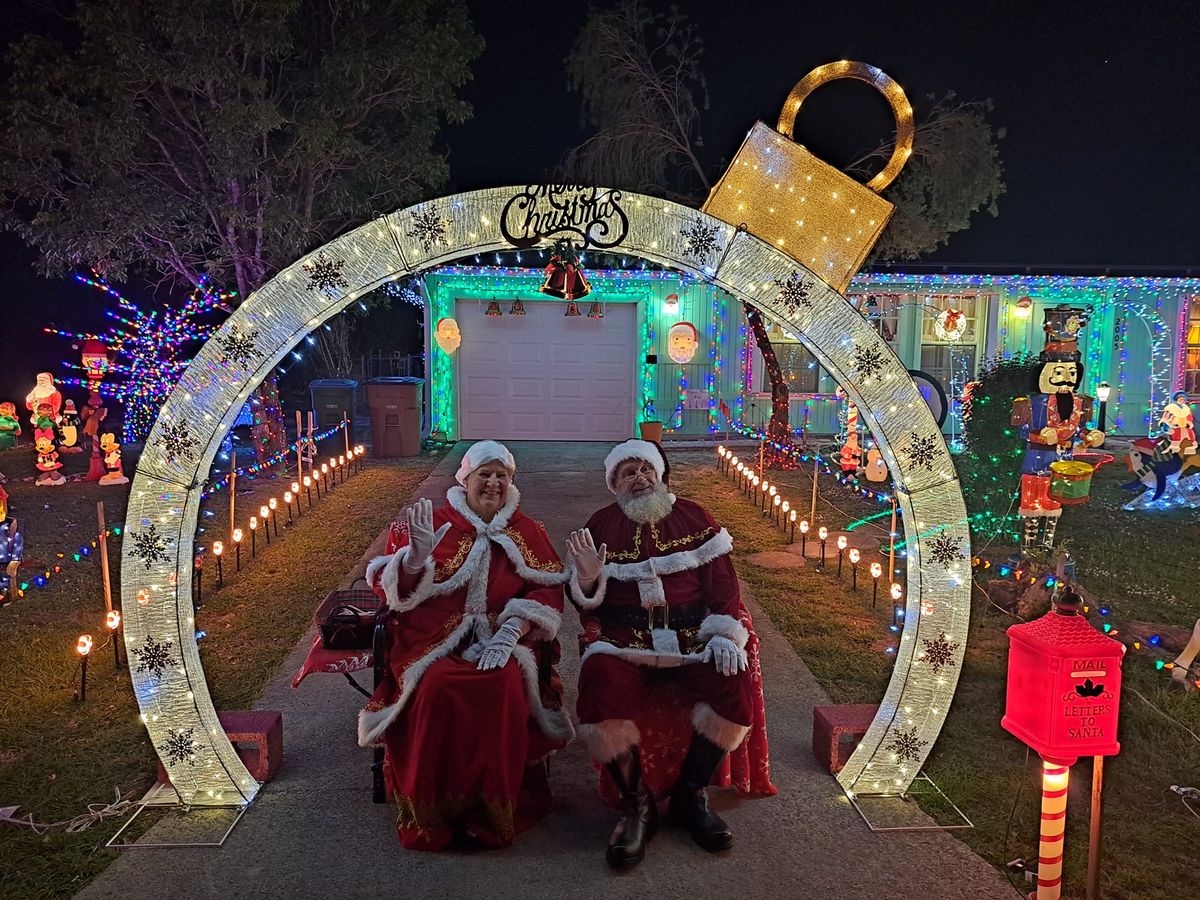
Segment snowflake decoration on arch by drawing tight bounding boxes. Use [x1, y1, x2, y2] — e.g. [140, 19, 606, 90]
[775, 272, 815, 314]
[303, 253, 348, 295]
[407, 208, 449, 252]
[216, 329, 260, 368]
[852, 343, 886, 382]
[886, 726, 928, 764]
[920, 632, 961, 675]
[679, 219, 723, 261]
[903, 431, 941, 472]
[928, 534, 965, 570]
[156, 421, 199, 466]
[158, 727, 205, 766]
[132, 635, 178, 680]
[131, 523, 171, 570]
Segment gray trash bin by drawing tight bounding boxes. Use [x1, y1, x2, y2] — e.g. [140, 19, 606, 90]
[365, 377, 423, 458]
[309, 379, 358, 437]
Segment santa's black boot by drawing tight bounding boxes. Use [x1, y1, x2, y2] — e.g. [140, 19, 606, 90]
[604, 747, 657, 868]
[670, 733, 734, 852]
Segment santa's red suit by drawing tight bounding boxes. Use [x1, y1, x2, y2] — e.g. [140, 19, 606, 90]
[572, 496, 755, 743]
[360, 485, 572, 850]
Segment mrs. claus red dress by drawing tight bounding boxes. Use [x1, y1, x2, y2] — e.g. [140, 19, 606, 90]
[359, 485, 572, 850]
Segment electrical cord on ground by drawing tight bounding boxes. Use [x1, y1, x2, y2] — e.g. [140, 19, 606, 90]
[0, 787, 137, 834]
[1001, 745, 1033, 898]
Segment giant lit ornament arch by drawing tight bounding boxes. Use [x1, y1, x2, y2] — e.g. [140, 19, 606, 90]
[123, 68, 970, 807]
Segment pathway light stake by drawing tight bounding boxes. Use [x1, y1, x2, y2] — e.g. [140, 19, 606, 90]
[849, 548, 861, 591]
[836, 534, 848, 578]
[773, 494, 782, 524]
[269, 498, 279, 536]
[106, 610, 122, 670]
[870, 562, 882, 607]
[283, 493, 294, 525]
[249, 517, 258, 558]
[291, 481, 302, 516]
[321, 462, 330, 492]
[303, 476, 314, 507]
[760, 479, 769, 510]
[76, 634, 93, 702]
[799, 519, 809, 555]
[260, 506, 271, 546]
[890, 582, 904, 628]
[818, 526, 829, 570]
[232, 528, 243, 572]
[788, 509, 797, 541]
[212, 542, 224, 587]
[767, 485, 777, 517]
[193, 555, 204, 608]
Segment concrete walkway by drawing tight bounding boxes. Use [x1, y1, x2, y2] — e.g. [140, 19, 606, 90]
[80, 442, 1012, 900]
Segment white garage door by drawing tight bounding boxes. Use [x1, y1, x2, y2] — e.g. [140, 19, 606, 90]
[456, 299, 637, 441]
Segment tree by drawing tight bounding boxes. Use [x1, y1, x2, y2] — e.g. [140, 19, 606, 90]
[0, 0, 483, 456]
[558, 0, 709, 200]
[560, 4, 1005, 463]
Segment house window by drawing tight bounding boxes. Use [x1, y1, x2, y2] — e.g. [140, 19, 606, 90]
[919, 294, 982, 388]
[1185, 300, 1200, 394]
[751, 322, 823, 394]
[849, 293, 900, 347]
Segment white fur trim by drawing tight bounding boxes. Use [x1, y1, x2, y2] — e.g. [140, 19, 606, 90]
[447, 484, 521, 534]
[580, 640, 705, 669]
[636, 577, 667, 609]
[498, 598, 563, 642]
[567, 564, 607, 610]
[578, 719, 640, 764]
[375, 548, 437, 612]
[692, 702, 750, 752]
[365, 554, 391, 587]
[511, 644, 575, 744]
[697, 613, 749, 651]
[603, 528, 733, 584]
[358, 614, 480, 746]
[455, 440, 516, 486]
[604, 439, 665, 493]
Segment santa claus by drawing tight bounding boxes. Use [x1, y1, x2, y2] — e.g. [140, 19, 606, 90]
[25, 373, 63, 428]
[566, 439, 756, 867]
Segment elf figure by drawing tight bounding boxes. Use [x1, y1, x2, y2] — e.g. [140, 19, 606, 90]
[34, 427, 66, 486]
[1010, 306, 1104, 553]
[25, 372, 62, 428]
[0, 402, 20, 450]
[98, 432, 129, 485]
[33, 402, 56, 431]
[58, 399, 82, 453]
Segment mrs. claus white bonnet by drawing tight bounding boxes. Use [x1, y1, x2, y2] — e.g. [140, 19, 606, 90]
[455, 440, 517, 486]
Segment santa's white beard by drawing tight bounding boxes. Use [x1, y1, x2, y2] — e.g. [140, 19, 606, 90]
[617, 481, 674, 524]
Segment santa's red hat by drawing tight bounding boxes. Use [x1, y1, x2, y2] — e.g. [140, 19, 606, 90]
[604, 439, 668, 493]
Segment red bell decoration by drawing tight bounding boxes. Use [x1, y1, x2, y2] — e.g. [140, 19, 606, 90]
[586, 301, 604, 319]
[539, 238, 592, 300]
[508, 298, 526, 316]
[563, 300, 582, 317]
[484, 299, 503, 317]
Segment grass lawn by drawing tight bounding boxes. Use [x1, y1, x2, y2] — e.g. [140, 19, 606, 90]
[0, 442, 440, 899]
[667, 446, 1200, 900]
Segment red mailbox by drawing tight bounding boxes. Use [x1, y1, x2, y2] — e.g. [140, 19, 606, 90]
[1002, 599, 1125, 765]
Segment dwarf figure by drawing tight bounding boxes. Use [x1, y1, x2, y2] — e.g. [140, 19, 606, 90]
[58, 399, 82, 452]
[1011, 306, 1103, 552]
[1160, 390, 1196, 456]
[34, 427, 66, 486]
[25, 372, 62, 428]
[98, 432, 129, 485]
[0, 402, 20, 450]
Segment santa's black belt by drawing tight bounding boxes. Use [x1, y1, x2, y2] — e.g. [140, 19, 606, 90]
[597, 601, 708, 630]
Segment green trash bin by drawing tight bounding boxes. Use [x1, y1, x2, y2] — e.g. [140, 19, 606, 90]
[309, 379, 358, 437]
[365, 377, 423, 458]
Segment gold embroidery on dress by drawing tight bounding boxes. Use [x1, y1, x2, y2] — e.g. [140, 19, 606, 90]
[607, 526, 643, 561]
[503, 528, 565, 573]
[607, 523, 714, 561]
[435, 536, 473, 580]
[395, 791, 517, 843]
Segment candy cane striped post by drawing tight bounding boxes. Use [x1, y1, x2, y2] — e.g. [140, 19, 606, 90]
[1035, 760, 1071, 899]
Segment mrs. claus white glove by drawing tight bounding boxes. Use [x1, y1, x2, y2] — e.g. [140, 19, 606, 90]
[702, 635, 748, 677]
[402, 498, 451, 573]
[477, 618, 527, 671]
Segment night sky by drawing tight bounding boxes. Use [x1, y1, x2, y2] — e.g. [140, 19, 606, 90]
[2, 0, 1198, 406]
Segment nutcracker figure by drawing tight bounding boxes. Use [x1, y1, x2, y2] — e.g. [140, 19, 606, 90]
[1010, 307, 1103, 552]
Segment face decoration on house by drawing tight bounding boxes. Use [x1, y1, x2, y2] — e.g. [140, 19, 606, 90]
[434, 317, 461, 354]
[666, 321, 699, 364]
[1038, 360, 1080, 395]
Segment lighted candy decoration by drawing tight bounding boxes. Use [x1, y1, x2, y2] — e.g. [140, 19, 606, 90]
[666, 321, 699, 364]
[433, 317, 461, 354]
[120, 61, 970, 807]
[1002, 587, 1125, 900]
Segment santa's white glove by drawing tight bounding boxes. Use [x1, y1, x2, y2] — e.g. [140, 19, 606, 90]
[402, 498, 451, 574]
[478, 619, 526, 671]
[566, 528, 607, 586]
[702, 635, 748, 677]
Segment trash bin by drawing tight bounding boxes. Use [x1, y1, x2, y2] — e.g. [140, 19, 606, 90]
[309, 379, 358, 438]
[365, 377, 423, 458]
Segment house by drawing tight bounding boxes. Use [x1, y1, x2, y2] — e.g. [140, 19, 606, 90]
[421, 262, 1200, 443]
